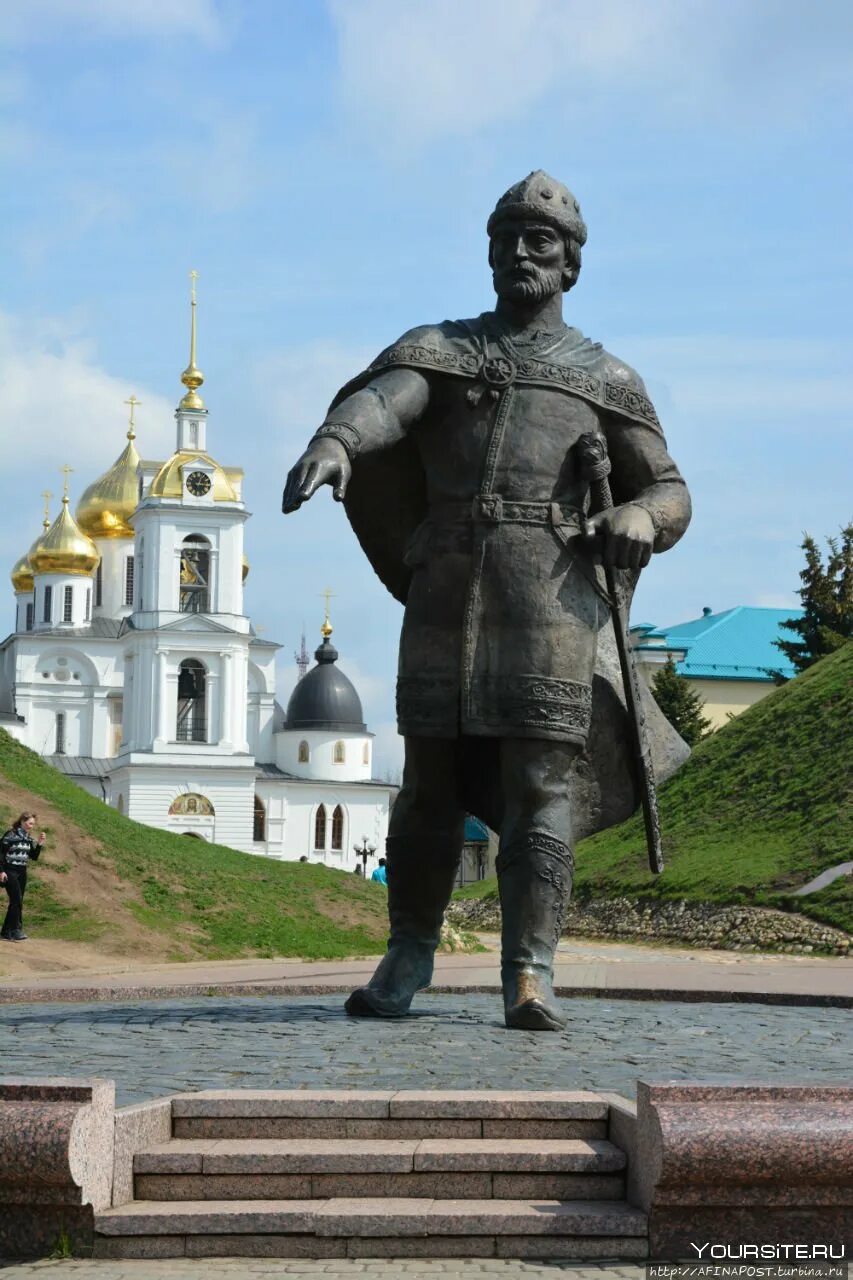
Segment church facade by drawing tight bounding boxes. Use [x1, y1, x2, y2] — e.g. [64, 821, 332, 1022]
[0, 290, 393, 869]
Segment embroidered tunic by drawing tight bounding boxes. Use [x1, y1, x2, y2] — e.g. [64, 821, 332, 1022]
[314, 315, 691, 746]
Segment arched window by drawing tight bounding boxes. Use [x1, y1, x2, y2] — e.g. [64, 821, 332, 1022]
[334, 740, 345, 764]
[314, 804, 327, 850]
[179, 535, 210, 613]
[55, 712, 66, 755]
[176, 659, 207, 742]
[331, 805, 344, 851]
[362, 742, 369, 765]
[253, 795, 266, 842]
[298, 740, 310, 764]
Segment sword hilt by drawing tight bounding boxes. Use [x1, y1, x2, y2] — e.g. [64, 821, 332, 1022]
[577, 431, 614, 516]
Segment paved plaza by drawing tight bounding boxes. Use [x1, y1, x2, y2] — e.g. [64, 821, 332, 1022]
[2, 935, 851, 1004]
[0, 993, 848, 1106]
[1, 945, 849, 1274]
[0, 1258, 649, 1278]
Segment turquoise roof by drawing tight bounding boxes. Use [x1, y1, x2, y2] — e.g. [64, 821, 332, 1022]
[464, 816, 489, 843]
[633, 606, 803, 682]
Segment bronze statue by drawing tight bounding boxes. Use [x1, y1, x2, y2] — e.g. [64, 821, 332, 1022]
[283, 172, 692, 1032]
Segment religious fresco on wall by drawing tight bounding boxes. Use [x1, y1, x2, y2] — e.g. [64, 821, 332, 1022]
[168, 792, 215, 816]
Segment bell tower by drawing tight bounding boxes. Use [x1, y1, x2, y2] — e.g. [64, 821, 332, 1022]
[118, 272, 252, 760]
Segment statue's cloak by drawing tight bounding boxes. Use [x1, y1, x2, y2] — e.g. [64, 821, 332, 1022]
[326, 317, 690, 841]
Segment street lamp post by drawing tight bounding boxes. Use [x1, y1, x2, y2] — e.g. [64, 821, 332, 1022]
[353, 835, 377, 877]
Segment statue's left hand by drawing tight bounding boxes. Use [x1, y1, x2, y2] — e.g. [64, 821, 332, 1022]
[587, 504, 654, 572]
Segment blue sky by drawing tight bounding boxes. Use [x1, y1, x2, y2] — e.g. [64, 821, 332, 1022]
[1, 0, 851, 775]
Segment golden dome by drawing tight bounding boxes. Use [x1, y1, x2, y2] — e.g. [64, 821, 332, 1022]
[241, 553, 249, 582]
[11, 504, 52, 593]
[11, 553, 34, 595]
[180, 362, 205, 411]
[30, 496, 101, 577]
[148, 450, 237, 502]
[76, 433, 141, 540]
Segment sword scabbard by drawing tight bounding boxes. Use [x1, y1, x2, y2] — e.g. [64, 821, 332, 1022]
[577, 432, 665, 876]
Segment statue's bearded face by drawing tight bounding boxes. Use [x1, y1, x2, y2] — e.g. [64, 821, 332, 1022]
[490, 222, 569, 304]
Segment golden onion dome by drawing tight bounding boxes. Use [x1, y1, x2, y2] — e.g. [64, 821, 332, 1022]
[30, 496, 101, 577]
[11, 510, 51, 593]
[76, 432, 141, 539]
[11, 552, 34, 595]
[148, 450, 237, 502]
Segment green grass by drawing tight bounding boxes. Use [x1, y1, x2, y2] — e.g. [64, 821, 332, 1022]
[457, 643, 853, 935]
[0, 731, 390, 959]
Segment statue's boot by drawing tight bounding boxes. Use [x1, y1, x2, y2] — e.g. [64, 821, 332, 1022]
[498, 832, 574, 1032]
[345, 831, 461, 1018]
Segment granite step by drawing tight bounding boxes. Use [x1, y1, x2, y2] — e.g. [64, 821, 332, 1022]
[94, 1197, 649, 1260]
[169, 1089, 609, 1141]
[133, 1137, 626, 1201]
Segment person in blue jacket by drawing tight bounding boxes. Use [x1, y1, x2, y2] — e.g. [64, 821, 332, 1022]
[371, 858, 388, 886]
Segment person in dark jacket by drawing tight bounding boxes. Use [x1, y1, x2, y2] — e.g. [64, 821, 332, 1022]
[0, 812, 46, 941]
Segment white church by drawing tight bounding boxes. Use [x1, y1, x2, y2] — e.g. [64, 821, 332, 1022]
[0, 285, 393, 868]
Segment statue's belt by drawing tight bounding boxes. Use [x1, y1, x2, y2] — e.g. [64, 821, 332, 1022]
[427, 496, 611, 607]
[428, 496, 584, 530]
[366, 343, 660, 428]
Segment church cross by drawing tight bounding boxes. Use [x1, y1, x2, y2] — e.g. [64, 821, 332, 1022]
[124, 395, 141, 433]
[60, 464, 74, 499]
[320, 586, 336, 636]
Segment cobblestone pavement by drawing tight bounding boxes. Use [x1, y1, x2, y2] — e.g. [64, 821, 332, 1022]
[0, 994, 849, 1104]
[0, 1260, 646, 1278]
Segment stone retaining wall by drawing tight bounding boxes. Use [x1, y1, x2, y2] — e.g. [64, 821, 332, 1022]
[447, 896, 851, 955]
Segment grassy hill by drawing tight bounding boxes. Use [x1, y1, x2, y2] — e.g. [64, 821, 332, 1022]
[458, 643, 853, 936]
[0, 730, 391, 961]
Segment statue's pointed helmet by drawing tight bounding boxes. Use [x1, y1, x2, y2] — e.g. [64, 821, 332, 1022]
[487, 170, 587, 246]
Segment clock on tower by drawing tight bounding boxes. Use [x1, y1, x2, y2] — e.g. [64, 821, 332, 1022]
[186, 471, 212, 497]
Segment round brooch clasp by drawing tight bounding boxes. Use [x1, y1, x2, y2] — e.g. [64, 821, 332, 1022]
[480, 355, 516, 389]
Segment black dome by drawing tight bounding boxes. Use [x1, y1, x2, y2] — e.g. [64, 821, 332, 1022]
[285, 636, 366, 731]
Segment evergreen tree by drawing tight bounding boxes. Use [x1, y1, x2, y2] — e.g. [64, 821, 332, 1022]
[651, 657, 712, 746]
[774, 523, 853, 674]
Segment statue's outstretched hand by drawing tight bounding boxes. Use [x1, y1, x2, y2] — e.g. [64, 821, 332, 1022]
[282, 439, 352, 513]
[586, 504, 654, 572]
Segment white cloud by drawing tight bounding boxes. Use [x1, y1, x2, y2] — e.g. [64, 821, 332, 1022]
[0, 310, 174, 545]
[753, 592, 800, 610]
[259, 340, 377, 463]
[19, 181, 133, 270]
[370, 720, 404, 782]
[610, 335, 853, 421]
[0, 0, 222, 45]
[160, 105, 262, 214]
[329, 0, 853, 143]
